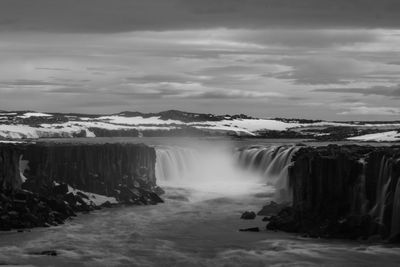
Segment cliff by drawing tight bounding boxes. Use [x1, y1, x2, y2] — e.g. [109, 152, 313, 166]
[266, 145, 400, 242]
[0, 142, 162, 230]
[22, 143, 157, 195]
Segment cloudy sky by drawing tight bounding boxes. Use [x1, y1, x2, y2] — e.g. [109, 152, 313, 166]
[1, 0, 400, 120]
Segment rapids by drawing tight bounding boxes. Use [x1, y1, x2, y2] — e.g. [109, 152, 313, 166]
[0, 141, 399, 266]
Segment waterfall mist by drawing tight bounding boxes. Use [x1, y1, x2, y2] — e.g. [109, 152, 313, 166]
[155, 142, 271, 201]
[155, 142, 300, 203]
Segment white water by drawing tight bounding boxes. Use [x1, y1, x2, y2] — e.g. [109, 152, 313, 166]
[236, 145, 300, 202]
[155, 144, 270, 202]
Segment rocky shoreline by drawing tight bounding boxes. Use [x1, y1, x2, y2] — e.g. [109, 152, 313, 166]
[262, 145, 400, 243]
[0, 143, 164, 231]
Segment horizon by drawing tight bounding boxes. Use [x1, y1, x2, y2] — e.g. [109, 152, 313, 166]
[1, 0, 400, 120]
[2, 109, 400, 122]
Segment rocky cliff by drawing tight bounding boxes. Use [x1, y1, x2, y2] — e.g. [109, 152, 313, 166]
[265, 145, 400, 242]
[0, 142, 162, 230]
[22, 143, 157, 195]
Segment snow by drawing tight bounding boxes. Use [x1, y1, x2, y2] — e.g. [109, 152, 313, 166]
[67, 185, 118, 206]
[190, 118, 299, 134]
[0, 140, 26, 144]
[1, 111, 400, 139]
[18, 112, 52, 118]
[194, 125, 254, 136]
[348, 131, 400, 142]
[97, 115, 182, 125]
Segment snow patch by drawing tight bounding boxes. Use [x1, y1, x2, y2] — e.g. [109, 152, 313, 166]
[348, 131, 400, 142]
[97, 115, 182, 125]
[67, 185, 118, 206]
[18, 112, 53, 118]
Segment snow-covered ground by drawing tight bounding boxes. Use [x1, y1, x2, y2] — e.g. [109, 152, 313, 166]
[1, 111, 400, 140]
[18, 112, 52, 118]
[67, 185, 118, 206]
[98, 115, 182, 125]
[348, 131, 400, 142]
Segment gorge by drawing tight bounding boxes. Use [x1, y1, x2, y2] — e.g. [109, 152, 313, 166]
[0, 139, 400, 266]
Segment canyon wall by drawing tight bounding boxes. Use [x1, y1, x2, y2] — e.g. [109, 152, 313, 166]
[0, 144, 23, 190]
[0, 142, 161, 230]
[22, 143, 157, 195]
[267, 145, 400, 242]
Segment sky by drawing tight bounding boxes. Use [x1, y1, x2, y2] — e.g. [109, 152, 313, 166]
[0, 0, 400, 120]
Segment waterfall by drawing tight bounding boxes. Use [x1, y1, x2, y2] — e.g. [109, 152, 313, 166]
[236, 145, 300, 203]
[391, 177, 400, 238]
[155, 146, 198, 183]
[367, 154, 400, 239]
[154, 144, 270, 200]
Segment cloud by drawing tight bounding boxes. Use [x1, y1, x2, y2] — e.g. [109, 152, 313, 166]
[0, 79, 62, 86]
[183, 90, 284, 99]
[314, 85, 400, 98]
[339, 106, 400, 115]
[1, 0, 400, 33]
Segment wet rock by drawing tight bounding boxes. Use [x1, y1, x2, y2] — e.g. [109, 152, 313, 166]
[239, 227, 260, 232]
[100, 201, 113, 208]
[240, 211, 256, 220]
[257, 201, 288, 216]
[266, 207, 298, 232]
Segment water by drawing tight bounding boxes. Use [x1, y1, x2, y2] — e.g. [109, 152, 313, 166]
[1, 139, 400, 266]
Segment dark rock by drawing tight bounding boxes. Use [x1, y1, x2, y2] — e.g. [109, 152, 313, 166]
[76, 191, 89, 200]
[257, 201, 288, 216]
[262, 216, 272, 222]
[266, 207, 298, 232]
[100, 201, 113, 208]
[264, 145, 400, 242]
[53, 183, 69, 195]
[239, 227, 260, 232]
[240, 211, 256, 220]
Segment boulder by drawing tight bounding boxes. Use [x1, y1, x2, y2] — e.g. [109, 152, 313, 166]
[240, 211, 256, 220]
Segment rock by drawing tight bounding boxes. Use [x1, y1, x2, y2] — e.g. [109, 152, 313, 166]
[154, 186, 165, 196]
[76, 191, 89, 200]
[0, 142, 164, 231]
[239, 227, 260, 232]
[266, 207, 298, 232]
[262, 216, 272, 222]
[257, 201, 288, 216]
[100, 201, 113, 208]
[146, 191, 164, 204]
[240, 211, 256, 220]
[267, 145, 400, 241]
[53, 183, 69, 195]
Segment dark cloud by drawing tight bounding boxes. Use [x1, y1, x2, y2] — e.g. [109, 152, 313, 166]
[1, 0, 400, 33]
[0, 79, 62, 86]
[314, 85, 400, 98]
[125, 74, 196, 84]
[36, 67, 71, 71]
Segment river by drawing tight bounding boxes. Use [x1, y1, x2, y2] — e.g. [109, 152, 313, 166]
[0, 138, 399, 266]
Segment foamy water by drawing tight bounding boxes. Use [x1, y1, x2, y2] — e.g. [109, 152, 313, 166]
[0, 186, 399, 266]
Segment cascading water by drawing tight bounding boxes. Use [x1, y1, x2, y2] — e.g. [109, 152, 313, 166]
[367, 155, 400, 239]
[235, 145, 300, 203]
[155, 144, 271, 201]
